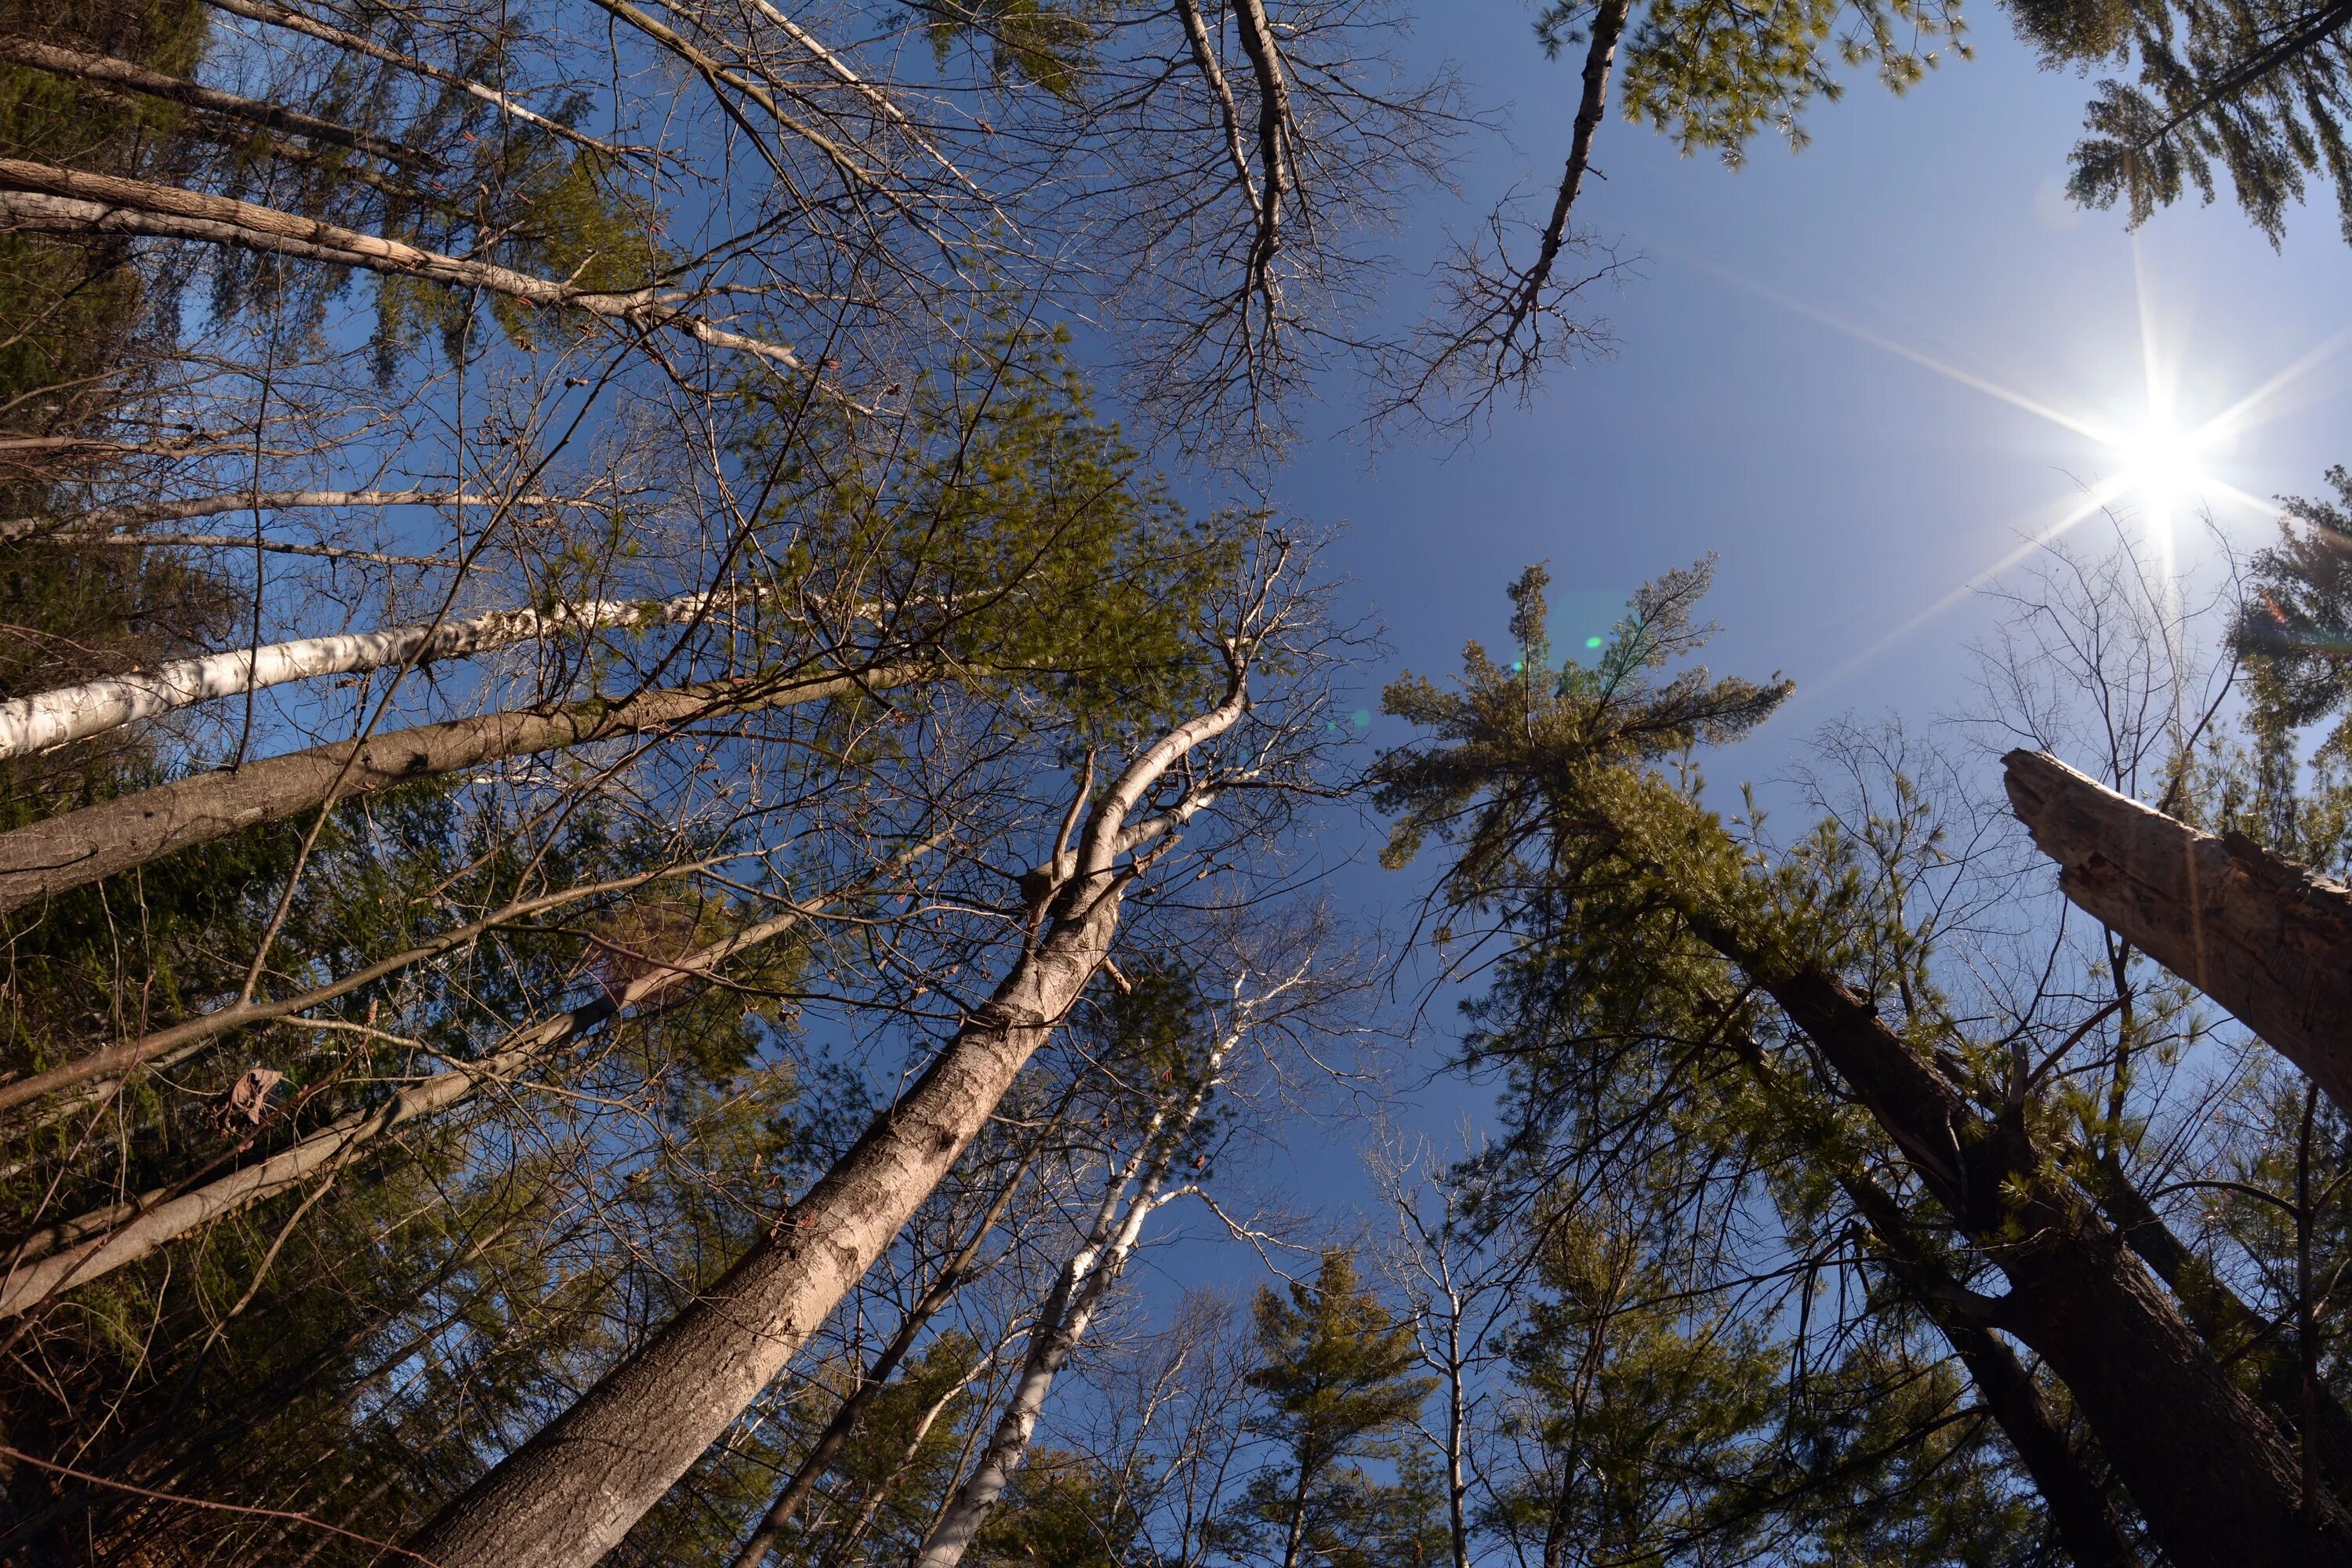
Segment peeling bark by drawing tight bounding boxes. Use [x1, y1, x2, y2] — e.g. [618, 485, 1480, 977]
[0, 586, 750, 761]
[0, 662, 921, 915]
[2003, 748, 2352, 1117]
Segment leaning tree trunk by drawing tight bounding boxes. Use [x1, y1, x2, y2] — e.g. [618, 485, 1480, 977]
[2003, 748, 2352, 1116]
[0, 586, 749, 761]
[0, 884, 843, 1317]
[727, 1142, 1044, 1568]
[0, 159, 827, 379]
[0, 662, 922, 914]
[1832, 1165, 2139, 1567]
[402, 645, 1259, 1568]
[1684, 895, 2352, 1567]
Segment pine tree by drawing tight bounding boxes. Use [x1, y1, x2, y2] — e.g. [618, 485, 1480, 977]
[1232, 1248, 1443, 1568]
[2010, 0, 2352, 242]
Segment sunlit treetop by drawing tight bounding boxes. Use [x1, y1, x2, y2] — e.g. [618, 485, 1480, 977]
[1536, 0, 1968, 163]
[2016, 0, 2352, 243]
[1372, 557, 1792, 898]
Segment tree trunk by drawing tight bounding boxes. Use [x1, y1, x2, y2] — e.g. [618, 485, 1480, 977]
[0, 662, 918, 914]
[1833, 1167, 2138, 1567]
[401, 651, 1258, 1568]
[0, 35, 433, 166]
[0, 586, 748, 761]
[728, 1147, 1042, 1568]
[1687, 902, 2352, 1567]
[0, 160, 825, 379]
[0, 887, 836, 1317]
[1514, 0, 1627, 327]
[916, 993, 1245, 1568]
[0, 487, 591, 543]
[2003, 748, 2352, 1116]
[2082, 1154, 2352, 1492]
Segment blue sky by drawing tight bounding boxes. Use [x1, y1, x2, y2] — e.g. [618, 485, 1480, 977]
[1290, 0, 2352, 765]
[1119, 0, 2352, 1267]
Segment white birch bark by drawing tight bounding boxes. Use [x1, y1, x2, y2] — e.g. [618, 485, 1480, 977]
[913, 1001, 1260, 1568]
[0, 586, 746, 761]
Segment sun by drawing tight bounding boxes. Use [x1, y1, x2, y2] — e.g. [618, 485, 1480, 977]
[2104, 405, 2217, 535]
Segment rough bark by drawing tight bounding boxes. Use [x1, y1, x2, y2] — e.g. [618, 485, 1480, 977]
[2003, 747, 2352, 1116]
[1682, 903, 2352, 1567]
[1504, 0, 1627, 348]
[2083, 1156, 2352, 1494]
[1835, 1171, 2139, 1567]
[0, 888, 836, 1317]
[0, 161, 822, 378]
[402, 652, 1256, 1568]
[727, 1149, 1040, 1568]
[0, 34, 434, 166]
[0, 586, 748, 761]
[0, 662, 918, 915]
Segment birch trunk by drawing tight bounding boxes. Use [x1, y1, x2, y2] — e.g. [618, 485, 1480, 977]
[913, 1008, 1240, 1568]
[0, 587, 749, 762]
[2003, 747, 2352, 1117]
[401, 645, 1259, 1568]
[912, 1145, 1171, 1568]
[0, 161, 828, 381]
[0, 662, 921, 914]
[1, 488, 592, 543]
[0, 887, 839, 1317]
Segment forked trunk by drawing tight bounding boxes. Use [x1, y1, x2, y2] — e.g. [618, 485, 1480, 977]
[403, 644, 1259, 1567]
[1690, 905, 2352, 1567]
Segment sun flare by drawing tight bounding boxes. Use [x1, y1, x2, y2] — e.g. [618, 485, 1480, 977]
[2103, 407, 2216, 535]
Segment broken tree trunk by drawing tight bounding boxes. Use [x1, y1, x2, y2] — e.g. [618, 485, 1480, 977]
[0, 586, 749, 761]
[402, 632, 1265, 1568]
[0, 662, 921, 915]
[2002, 748, 2352, 1118]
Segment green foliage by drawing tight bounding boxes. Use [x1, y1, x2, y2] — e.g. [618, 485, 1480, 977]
[921, 0, 1098, 99]
[751, 324, 1248, 739]
[1374, 556, 1791, 888]
[1486, 1207, 1784, 1562]
[1536, 0, 1965, 164]
[1228, 1248, 1443, 1568]
[2017, 0, 2352, 243]
[973, 1448, 1146, 1568]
